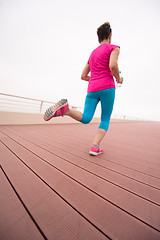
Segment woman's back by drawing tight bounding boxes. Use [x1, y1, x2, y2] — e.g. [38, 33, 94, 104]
[87, 43, 119, 93]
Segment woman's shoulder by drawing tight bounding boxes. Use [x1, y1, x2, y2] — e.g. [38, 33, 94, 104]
[109, 43, 120, 50]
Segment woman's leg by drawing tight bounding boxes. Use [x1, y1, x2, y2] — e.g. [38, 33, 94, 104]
[66, 93, 99, 124]
[65, 108, 83, 121]
[93, 128, 107, 146]
[92, 88, 115, 146]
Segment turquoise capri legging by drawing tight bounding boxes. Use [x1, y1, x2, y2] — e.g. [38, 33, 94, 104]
[80, 88, 115, 131]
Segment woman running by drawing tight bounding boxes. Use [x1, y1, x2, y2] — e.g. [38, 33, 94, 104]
[44, 22, 123, 156]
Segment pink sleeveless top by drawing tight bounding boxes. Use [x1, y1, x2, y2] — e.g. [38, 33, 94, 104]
[87, 43, 120, 93]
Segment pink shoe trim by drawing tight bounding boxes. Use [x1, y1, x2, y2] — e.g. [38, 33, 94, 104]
[89, 146, 103, 156]
[44, 99, 69, 121]
[53, 105, 69, 117]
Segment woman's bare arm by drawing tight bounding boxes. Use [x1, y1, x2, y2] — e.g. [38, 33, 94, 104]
[109, 48, 123, 84]
[81, 63, 90, 81]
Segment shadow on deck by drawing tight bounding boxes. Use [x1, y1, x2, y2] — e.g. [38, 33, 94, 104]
[0, 121, 160, 240]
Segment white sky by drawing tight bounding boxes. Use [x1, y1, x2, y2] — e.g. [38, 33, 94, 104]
[0, 0, 160, 121]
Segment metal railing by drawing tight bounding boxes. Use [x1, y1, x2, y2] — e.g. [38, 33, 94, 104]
[0, 93, 83, 114]
[0, 93, 139, 120]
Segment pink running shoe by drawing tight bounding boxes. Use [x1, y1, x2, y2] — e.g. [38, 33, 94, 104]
[44, 99, 69, 121]
[89, 145, 103, 156]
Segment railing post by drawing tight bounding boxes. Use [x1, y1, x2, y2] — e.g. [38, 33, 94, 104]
[40, 101, 43, 113]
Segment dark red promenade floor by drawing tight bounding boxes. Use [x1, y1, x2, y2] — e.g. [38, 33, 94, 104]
[0, 121, 160, 240]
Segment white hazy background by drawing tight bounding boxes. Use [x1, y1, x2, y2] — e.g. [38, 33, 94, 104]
[0, 0, 160, 121]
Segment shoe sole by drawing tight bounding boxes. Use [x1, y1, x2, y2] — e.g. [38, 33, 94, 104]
[89, 151, 103, 156]
[44, 99, 68, 121]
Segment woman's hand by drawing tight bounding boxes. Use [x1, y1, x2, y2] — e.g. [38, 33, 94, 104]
[81, 63, 90, 81]
[117, 77, 123, 84]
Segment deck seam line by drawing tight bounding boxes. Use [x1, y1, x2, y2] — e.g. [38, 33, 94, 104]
[21, 125, 160, 168]
[1, 128, 160, 188]
[1, 140, 160, 233]
[8, 125, 160, 167]
[0, 165, 48, 240]
[3, 126, 160, 169]
[0, 141, 112, 240]
[1, 127, 160, 179]
[29, 138, 160, 189]
[45, 136, 160, 169]
[15, 138, 160, 206]
[1, 131, 160, 206]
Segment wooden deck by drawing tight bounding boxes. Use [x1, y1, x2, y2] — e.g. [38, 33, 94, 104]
[0, 121, 160, 240]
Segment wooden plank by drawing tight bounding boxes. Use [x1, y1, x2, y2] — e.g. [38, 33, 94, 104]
[0, 130, 8, 140]
[3, 135, 160, 230]
[2, 129, 160, 206]
[0, 142, 109, 240]
[1, 125, 160, 190]
[7, 123, 160, 170]
[0, 166, 43, 240]
[17, 126, 160, 188]
[46, 121, 160, 166]
[1, 137, 160, 240]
